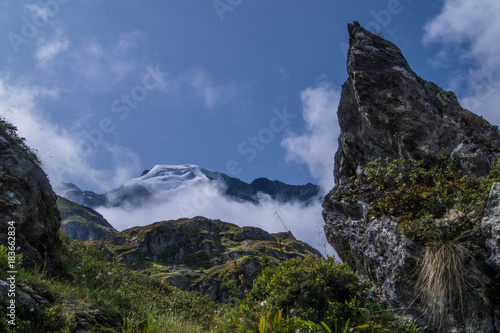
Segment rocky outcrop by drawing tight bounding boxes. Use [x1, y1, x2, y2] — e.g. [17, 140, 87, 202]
[94, 216, 321, 301]
[323, 22, 500, 332]
[333, 22, 500, 187]
[0, 278, 122, 331]
[57, 196, 117, 241]
[0, 120, 62, 272]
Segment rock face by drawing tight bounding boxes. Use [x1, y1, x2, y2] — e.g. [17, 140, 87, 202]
[323, 23, 500, 332]
[482, 183, 500, 273]
[334, 22, 500, 187]
[57, 196, 117, 241]
[0, 120, 62, 271]
[94, 216, 321, 301]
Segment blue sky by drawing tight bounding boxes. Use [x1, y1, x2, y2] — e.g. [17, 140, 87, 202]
[1, 0, 500, 193]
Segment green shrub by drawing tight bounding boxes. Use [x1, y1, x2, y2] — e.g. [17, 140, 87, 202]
[221, 255, 422, 332]
[249, 254, 368, 322]
[345, 156, 500, 242]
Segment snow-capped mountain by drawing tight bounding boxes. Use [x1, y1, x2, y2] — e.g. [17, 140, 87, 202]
[57, 164, 321, 209]
[123, 164, 227, 192]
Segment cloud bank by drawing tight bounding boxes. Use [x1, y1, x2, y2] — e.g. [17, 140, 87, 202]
[281, 81, 340, 192]
[96, 185, 336, 257]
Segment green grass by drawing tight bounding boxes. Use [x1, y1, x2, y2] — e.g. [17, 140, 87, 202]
[0, 237, 226, 332]
[0, 235, 426, 332]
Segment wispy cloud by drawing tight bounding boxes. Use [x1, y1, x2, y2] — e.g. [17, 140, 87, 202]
[0, 78, 141, 192]
[180, 69, 242, 110]
[273, 65, 289, 80]
[424, 0, 500, 124]
[71, 31, 147, 91]
[35, 28, 70, 69]
[25, 3, 52, 21]
[281, 81, 340, 192]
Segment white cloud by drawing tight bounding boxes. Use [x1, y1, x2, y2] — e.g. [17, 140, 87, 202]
[0, 78, 141, 192]
[96, 185, 336, 257]
[37, 39, 69, 63]
[423, 0, 500, 124]
[36, 31, 69, 68]
[281, 82, 340, 192]
[181, 69, 240, 110]
[71, 31, 147, 90]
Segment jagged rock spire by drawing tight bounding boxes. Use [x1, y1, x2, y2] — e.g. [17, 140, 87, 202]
[323, 22, 500, 332]
[334, 22, 500, 187]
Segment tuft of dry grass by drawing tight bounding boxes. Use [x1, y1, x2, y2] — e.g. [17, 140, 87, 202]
[416, 236, 479, 330]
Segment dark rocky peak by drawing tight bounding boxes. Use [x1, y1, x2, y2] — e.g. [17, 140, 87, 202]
[323, 22, 500, 332]
[335, 22, 500, 187]
[347, 21, 415, 78]
[249, 177, 321, 202]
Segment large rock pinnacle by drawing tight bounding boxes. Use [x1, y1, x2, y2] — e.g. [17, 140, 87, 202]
[323, 22, 500, 332]
[335, 22, 500, 188]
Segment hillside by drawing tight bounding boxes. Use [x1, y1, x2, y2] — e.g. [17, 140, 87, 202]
[57, 196, 117, 241]
[0, 105, 422, 331]
[91, 216, 321, 301]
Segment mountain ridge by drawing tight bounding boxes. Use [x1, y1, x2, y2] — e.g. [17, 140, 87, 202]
[57, 164, 321, 208]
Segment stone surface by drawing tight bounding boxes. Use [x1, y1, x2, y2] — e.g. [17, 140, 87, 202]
[482, 182, 500, 273]
[323, 22, 500, 332]
[0, 120, 62, 272]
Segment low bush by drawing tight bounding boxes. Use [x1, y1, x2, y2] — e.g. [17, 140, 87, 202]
[221, 254, 422, 332]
